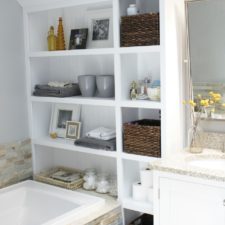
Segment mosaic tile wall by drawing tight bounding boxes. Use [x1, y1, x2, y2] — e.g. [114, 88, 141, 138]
[0, 139, 32, 188]
[193, 131, 225, 151]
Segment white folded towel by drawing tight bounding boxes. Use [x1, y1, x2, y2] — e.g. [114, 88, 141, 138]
[48, 81, 71, 88]
[86, 127, 116, 140]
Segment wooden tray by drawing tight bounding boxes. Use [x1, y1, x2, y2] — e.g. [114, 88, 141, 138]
[34, 166, 84, 190]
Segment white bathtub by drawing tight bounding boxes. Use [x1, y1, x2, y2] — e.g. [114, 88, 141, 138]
[0, 180, 105, 225]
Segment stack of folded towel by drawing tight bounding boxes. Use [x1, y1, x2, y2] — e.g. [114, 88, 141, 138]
[86, 127, 116, 140]
[33, 82, 81, 97]
[75, 127, 116, 151]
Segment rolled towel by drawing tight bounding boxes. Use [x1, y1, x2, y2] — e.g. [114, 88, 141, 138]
[48, 81, 71, 88]
[86, 127, 116, 140]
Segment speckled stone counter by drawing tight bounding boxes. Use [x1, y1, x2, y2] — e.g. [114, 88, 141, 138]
[151, 149, 225, 182]
[68, 190, 122, 225]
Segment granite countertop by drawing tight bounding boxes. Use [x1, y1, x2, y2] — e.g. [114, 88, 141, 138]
[151, 149, 225, 182]
[68, 189, 121, 225]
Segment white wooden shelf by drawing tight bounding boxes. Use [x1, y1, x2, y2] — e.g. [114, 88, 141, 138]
[120, 100, 161, 109]
[29, 46, 161, 58]
[121, 152, 160, 163]
[123, 198, 153, 215]
[31, 96, 116, 107]
[19, 0, 183, 219]
[33, 137, 118, 158]
[119, 46, 161, 54]
[29, 48, 115, 58]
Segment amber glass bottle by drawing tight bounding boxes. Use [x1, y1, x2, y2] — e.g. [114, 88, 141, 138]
[56, 17, 66, 50]
[47, 26, 56, 51]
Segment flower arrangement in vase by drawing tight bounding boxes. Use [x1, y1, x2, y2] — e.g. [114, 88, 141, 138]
[184, 91, 225, 153]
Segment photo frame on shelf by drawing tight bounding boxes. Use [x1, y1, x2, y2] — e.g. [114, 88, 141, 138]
[69, 28, 88, 50]
[87, 9, 113, 49]
[50, 104, 81, 138]
[65, 121, 81, 140]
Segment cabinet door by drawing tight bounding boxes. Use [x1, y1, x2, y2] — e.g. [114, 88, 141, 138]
[159, 178, 225, 225]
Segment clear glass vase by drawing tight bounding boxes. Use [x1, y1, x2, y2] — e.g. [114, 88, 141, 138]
[204, 105, 215, 118]
[188, 125, 203, 153]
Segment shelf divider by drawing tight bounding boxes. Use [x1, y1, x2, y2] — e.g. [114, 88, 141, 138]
[123, 197, 154, 215]
[31, 96, 116, 107]
[33, 137, 118, 158]
[29, 46, 161, 58]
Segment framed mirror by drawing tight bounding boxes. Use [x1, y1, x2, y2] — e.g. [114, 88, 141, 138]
[186, 0, 225, 120]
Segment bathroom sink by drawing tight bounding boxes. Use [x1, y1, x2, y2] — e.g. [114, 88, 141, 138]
[187, 157, 225, 172]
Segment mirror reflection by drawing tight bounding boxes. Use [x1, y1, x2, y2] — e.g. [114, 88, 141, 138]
[187, 0, 225, 119]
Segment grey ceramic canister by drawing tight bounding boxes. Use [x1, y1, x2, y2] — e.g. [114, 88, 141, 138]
[78, 75, 96, 97]
[96, 75, 115, 98]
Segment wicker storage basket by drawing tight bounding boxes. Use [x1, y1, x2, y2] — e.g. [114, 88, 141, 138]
[123, 119, 161, 157]
[34, 166, 84, 190]
[121, 13, 160, 47]
[129, 214, 154, 225]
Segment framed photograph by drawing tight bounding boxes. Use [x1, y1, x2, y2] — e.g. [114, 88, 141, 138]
[66, 121, 81, 140]
[50, 104, 81, 138]
[87, 9, 113, 48]
[92, 19, 109, 41]
[69, 28, 88, 50]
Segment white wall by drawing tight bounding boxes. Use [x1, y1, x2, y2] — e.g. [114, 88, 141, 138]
[0, 0, 29, 144]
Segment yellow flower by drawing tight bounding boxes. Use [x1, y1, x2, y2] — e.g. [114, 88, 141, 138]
[200, 100, 205, 105]
[189, 100, 196, 107]
[200, 99, 209, 107]
[212, 93, 221, 102]
[209, 91, 214, 96]
[214, 97, 221, 102]
[222, 103, 225, 107]
[209, 100, 214, 104]
[197, 94, 202, 99]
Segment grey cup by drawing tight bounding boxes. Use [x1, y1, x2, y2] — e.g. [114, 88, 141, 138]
[96, 75, 115, 98]
[78, 75, 96, 97]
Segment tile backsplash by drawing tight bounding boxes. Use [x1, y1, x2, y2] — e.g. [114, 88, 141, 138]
[0, 139, 32, 188]
[193, 131, 225, 151]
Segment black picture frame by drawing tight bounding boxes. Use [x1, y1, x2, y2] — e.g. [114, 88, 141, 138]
[92, 19, 110, 41]
[69, 28, 88, 49]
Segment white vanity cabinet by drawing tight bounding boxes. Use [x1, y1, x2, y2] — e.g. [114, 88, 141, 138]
[154, 172, 225, 225]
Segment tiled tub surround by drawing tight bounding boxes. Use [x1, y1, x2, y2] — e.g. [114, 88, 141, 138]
[72, 189, 122, 225]
[0, 139, 32, 188]
[152, 149, 225, 182]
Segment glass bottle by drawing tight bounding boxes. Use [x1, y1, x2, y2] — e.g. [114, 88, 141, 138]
[47, 26, 57, 51]
[56, 17, 66, 50]
[109, 176, 118, 197]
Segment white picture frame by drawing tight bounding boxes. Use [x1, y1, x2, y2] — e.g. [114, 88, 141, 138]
[65, 121, 81, 140]
[86, 8, 113, 49]
[50, 104, 81, 138]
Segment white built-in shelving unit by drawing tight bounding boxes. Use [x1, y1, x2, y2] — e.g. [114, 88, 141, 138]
[18, 0, 183, 223]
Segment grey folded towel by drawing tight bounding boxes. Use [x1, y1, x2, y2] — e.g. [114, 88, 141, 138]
[33, 83, 81, 97]
[75, 137, 116, 151]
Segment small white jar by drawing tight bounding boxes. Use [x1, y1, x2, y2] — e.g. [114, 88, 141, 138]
[127, 4, 138, 16]
[83, 168, 97, 190]
[96, 173, 110, 194]
[147, 87, 161, 101]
